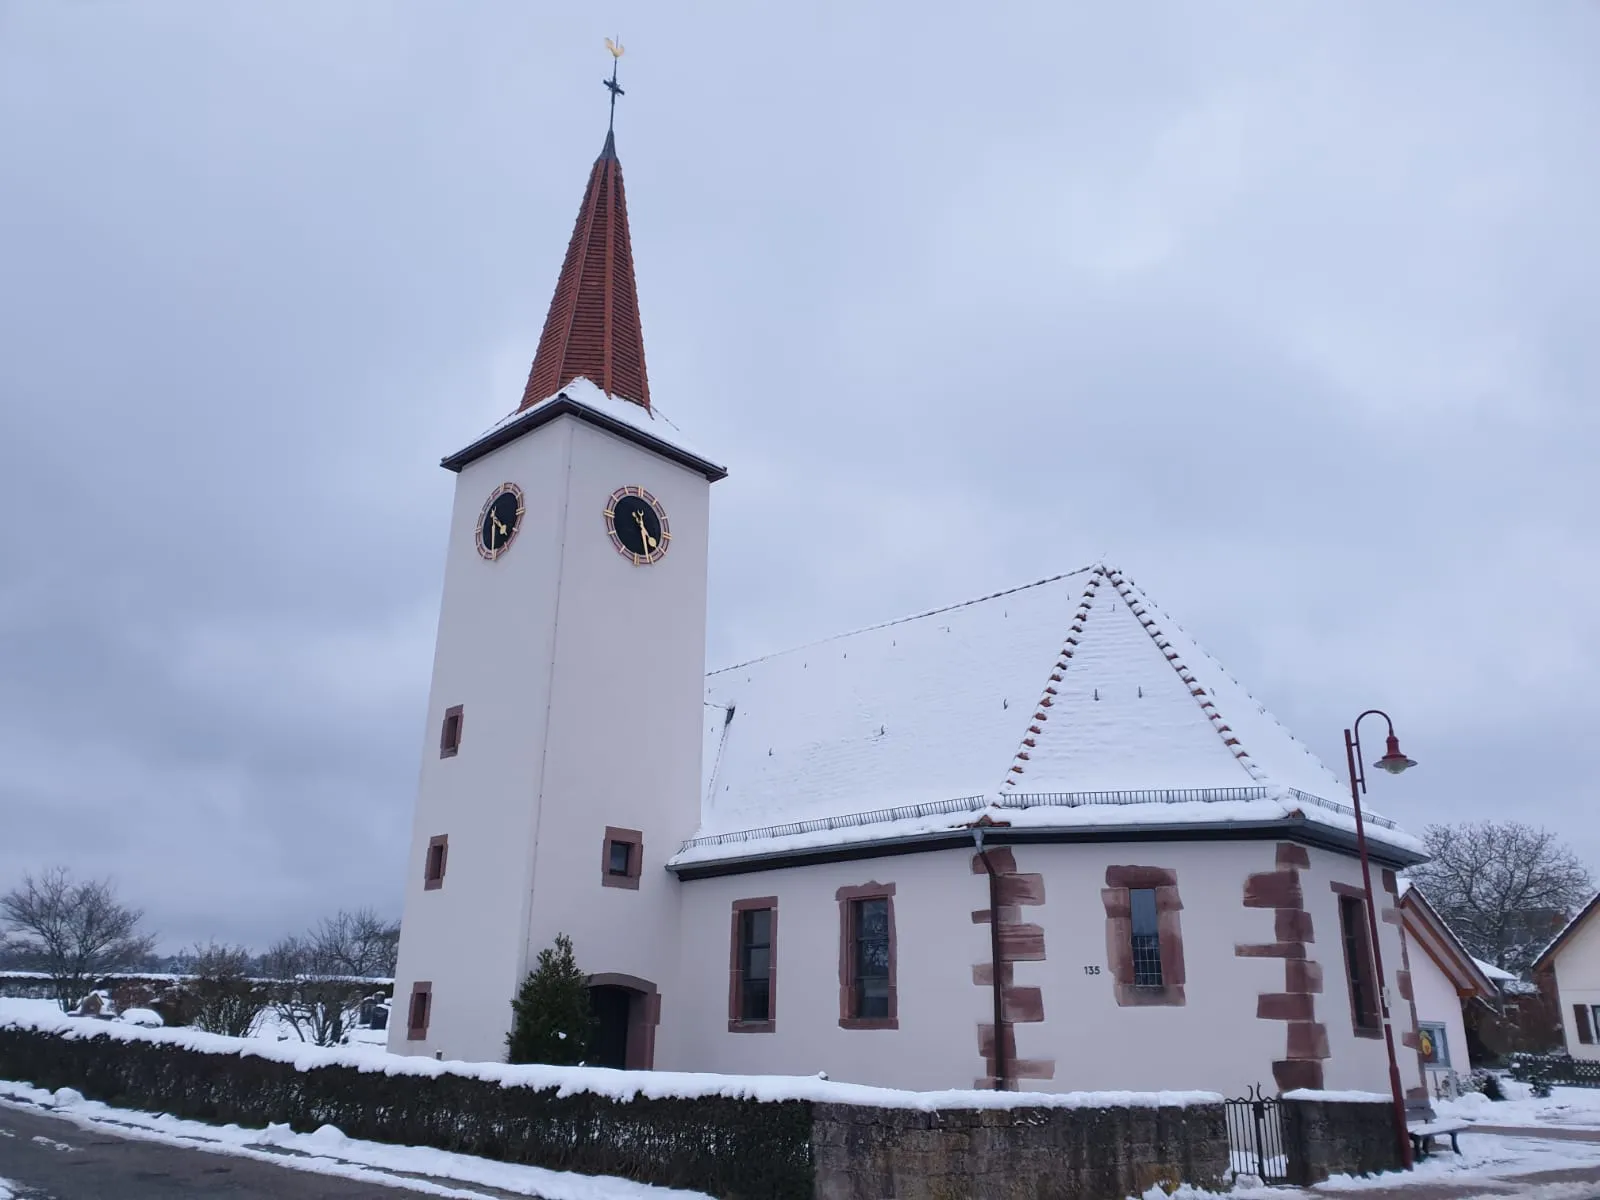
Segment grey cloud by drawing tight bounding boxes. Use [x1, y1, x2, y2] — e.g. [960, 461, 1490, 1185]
[2, 2, 1596, 951]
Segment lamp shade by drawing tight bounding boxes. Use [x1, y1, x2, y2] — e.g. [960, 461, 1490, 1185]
[1374, 734, 1417, 775]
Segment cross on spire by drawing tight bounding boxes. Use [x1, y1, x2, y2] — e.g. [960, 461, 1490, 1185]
[603, 36, 625, 134]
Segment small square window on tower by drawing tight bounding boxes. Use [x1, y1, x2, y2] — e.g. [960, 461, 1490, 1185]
[407, 981, 432, 1041]
[424, 835, 448, 891]
[601, 827, 643, 890]
[439, 705, 464, 758]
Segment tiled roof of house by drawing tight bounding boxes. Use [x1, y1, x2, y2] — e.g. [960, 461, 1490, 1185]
[682, 563, 1421, 867]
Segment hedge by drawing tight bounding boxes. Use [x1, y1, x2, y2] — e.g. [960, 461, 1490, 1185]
[0, 1025, 814, 1198]
[1508, 1052, 1600, 1090]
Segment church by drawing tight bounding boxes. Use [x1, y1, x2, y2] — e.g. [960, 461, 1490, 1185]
[388, 116, 1432, 1103]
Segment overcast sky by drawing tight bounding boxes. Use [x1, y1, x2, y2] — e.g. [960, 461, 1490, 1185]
[2, 3, 1597, 954]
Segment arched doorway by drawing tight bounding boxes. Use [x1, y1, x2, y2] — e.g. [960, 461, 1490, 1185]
[585, 973, 659, 1070]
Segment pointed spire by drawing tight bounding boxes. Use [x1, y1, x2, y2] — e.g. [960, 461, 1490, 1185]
[519, 130, 650, 413]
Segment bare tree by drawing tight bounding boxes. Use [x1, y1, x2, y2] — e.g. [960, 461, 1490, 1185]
[1409, 822, 1595, 974]
[306, 907, 399, 978]
[0, 867, 157, 1011]
[188, 941, 267, 1037]
[260, 908, 396, 1047]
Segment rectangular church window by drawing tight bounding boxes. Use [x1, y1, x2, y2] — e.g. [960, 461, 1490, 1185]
[1340, 895, 1380, 1033]
[407, 982, 431, 1041]
[424, 835, 447, 890]
[600, 827, 642, 890]
[1130, 887, 1164, 987]
[728, 898, 777, 1031]
[607, 840, 631, 876]
[738, 909, 772, 1022]
[851, 898, 891, 1019]
[439, 705, 463, 758]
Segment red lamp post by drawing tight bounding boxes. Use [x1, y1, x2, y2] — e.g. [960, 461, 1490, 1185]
[1343, 709, 1418, 1171]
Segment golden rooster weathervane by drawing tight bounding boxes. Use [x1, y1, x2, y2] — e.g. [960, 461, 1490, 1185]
[603, 37, 625, 133]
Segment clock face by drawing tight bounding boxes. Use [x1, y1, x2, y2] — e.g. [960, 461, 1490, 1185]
[476, 483, 525, 561]
[604, 486, 670, 565]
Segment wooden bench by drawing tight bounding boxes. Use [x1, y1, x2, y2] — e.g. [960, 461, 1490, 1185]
[1408, 1120, 1469, 1159]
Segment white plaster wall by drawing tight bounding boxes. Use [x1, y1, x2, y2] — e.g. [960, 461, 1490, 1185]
[1408, 940, 1470, 1080]
[1553, 912, 1600, 1062]
[666, 849, 993, 1088]
[391, 413, 712, 1065]
[1302, 847, 1423, 1098]
[665, 838, 1417, 1098]
[390, 418, 574, 1063]
[523, 418, 710, 1009]
[1017, 841, 1284, 1098]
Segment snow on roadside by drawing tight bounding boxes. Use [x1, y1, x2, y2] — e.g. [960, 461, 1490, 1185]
[0, 1178, 16, 1200]
[1437, 1086, 1600, 1131]
[0, 1079, 709, 1199]
[1313, 1132, 1600, 1190]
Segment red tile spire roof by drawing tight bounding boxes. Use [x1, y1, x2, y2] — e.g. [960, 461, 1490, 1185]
[519, 130, 651, 412]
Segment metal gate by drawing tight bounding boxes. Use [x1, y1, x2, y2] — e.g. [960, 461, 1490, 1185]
[1225, 1085, 1288, 1183]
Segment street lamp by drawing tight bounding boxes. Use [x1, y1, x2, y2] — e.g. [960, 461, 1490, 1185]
[1344, 709, 1417, 1171]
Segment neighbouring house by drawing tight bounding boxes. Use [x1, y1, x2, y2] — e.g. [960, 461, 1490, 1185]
[1532, 892, 1600, 1061]
[387, 119, 1432, 1103]
[1396, 883, 1498, 1093]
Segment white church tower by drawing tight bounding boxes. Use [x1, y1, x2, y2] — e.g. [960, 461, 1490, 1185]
[389, 118, 726, 1066]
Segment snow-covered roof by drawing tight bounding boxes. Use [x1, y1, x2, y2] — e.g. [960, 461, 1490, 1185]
[1471, 957, 1517, 983]
[680, 564, 1421, 868]
[442, 377, 725, 480]
[1533, 891, 1600, 973]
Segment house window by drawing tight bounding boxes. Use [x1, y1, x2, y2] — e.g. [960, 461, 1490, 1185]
[1577, 1004, 1596, 1045]
[1339, 894, 1380, 1034]
[1418, 1021, 1449, 1067]
[407, 981, 432, 1041]
[424, 835, 448, 891]
[837, 882, 897, 1029]
[439, 705, 463, 758]
[727, 898, 777, 1032]
[1130, 887, 1164, 987]
[600, 827, 642, 890]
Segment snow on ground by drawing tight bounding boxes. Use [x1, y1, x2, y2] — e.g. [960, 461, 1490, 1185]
[0, 1178, 16, 1200]
[1437, 1085, 1600, 1131]
[0, 1079, 710, 1199]
[1314, 1132, 1600, 1190]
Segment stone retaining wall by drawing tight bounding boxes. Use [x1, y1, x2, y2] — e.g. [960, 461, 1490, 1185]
[812, 1101, 1229, 1200]
[1282, 1097, 1401, 1184]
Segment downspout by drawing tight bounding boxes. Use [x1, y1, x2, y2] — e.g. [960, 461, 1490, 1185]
[973, 826, 1009, 1092]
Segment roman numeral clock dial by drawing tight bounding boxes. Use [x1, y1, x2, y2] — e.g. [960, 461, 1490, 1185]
[604, 486, 670, 565]
[476, 482, 525, 560]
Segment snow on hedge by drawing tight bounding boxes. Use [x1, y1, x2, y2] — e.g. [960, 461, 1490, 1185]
[0, 1002, 1219, 1112]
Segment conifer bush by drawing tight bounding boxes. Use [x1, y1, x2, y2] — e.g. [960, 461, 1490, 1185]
[506, 932, 597, 1066]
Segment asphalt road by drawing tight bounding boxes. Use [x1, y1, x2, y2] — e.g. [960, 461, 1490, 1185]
[0, 1102, 442, 1199]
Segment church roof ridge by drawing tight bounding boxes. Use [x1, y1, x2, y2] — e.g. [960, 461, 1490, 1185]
[519, 130, 650, 412]
[707, 564, 1102, 680]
